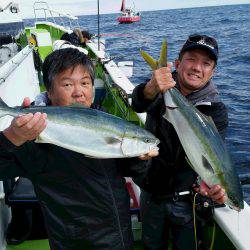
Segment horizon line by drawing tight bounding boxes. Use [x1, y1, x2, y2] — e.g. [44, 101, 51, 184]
[23, 2, 249, 19]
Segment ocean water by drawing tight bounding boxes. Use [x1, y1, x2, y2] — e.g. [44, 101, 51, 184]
[25, 4, 250, 203]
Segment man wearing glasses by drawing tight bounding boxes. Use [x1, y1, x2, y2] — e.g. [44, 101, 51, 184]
[132, 34, 228, 249]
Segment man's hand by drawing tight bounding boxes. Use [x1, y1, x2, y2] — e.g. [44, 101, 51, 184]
[143, 63, 176, 100]
[139, 149, 159, 161]
[199, 181, 227, 204]
[3, 97, 47, 146]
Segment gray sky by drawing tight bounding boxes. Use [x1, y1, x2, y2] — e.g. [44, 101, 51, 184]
[18, 0, 250, 18]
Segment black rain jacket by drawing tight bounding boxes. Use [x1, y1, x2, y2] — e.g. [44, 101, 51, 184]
[131, 73, 228, 196]
[0, 129, 146, 250]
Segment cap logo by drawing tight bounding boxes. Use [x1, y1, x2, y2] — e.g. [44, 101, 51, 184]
[196, 38, 214, 50]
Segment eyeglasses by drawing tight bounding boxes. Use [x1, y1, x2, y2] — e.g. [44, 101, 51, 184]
[187, 34, 218, 50]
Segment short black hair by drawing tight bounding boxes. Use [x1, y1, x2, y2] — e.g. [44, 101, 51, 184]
[81, 30, 92, 40]
[42, 48, 95, 91]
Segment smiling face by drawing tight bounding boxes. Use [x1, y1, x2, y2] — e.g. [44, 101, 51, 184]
[48, 64, 93, 107]
[175, 49, 216, 95]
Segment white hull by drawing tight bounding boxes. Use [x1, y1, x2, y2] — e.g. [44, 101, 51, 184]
[0, 45, 40, 250]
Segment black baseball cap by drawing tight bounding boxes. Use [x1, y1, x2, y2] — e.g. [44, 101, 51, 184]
[180, 34, 219, 62]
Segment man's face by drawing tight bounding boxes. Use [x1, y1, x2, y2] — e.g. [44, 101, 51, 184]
[48, 65, 93, 107]
[175, 49, 216, 95]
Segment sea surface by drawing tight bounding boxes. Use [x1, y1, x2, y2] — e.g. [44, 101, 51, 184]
[25, 4, 250, 204]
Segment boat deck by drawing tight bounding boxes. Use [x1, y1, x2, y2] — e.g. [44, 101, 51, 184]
[6, 239, 143, 250]
[6, 240, 50, 250]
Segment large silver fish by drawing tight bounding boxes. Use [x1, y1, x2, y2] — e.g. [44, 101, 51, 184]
[164, 88, 244, 211]
[140, 40, 244, 211]
[0, 99, 159, 158]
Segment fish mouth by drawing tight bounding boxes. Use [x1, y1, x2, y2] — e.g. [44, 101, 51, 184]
[227, 194, 244, 212]
[227, 199, 244, 212]
[150, 140, 160, 151]
[229, 205, 242, 212]
[152, 145, 159, 151]
[155, 138, 160, 146]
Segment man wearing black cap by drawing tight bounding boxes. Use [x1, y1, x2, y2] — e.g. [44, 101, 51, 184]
[131, 34, 228, 249]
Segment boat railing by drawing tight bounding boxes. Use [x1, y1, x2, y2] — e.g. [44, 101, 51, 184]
[0, 45, 34, 86]
[33, 1, 80, 30]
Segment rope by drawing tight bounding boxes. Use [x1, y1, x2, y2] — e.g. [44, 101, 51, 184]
[193, 193, 199, 250]
[210, 222, 216, 250]
[192, 193, 216, 250]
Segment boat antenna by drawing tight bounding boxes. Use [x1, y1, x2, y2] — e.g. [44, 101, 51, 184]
[97, 0, 100, 51]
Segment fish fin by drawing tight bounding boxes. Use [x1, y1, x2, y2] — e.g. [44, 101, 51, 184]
[158, 40, 167, 67]
[163, 91, 178, 123]
[141, 40, 168, 70]
[155, 60, 159, 69]
[185, 156, 196, 171]
[198, 111, 217, 130]
[164, 91, 178, 109]
[0, 98, 10, 118]
[84, 154, 100, 159]
[202, 155, 215, 174]
[206, 115, 218, 130]
[0, 98, 8, 108]
[140, 50, 158, 70]
[104, 137, 121, 145]
[121, 137, 136, 157]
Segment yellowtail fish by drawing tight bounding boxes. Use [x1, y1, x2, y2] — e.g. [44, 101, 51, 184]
[0, 99, 159, 159]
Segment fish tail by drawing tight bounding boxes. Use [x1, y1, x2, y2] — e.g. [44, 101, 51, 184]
[0, 98, 11, 118]
[140, 40, 168, 70]
[158, 40, 167, 67]
[140, 50, 158, 70]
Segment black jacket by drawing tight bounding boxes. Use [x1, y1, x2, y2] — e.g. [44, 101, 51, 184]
[131, 76, 228, 196]
[60, 32, 87, 47]
[0, 131, 146, 250]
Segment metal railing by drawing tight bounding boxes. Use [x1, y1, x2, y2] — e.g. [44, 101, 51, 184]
[33, 1, 80, 30]
[0, 45, 33, 86]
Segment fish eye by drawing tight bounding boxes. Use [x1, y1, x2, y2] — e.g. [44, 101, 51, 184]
[144, 138, 150, 143]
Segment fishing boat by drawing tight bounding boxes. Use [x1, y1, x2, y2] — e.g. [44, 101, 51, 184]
[117, 0, 141, 24]
[0, 1, 250, 250]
